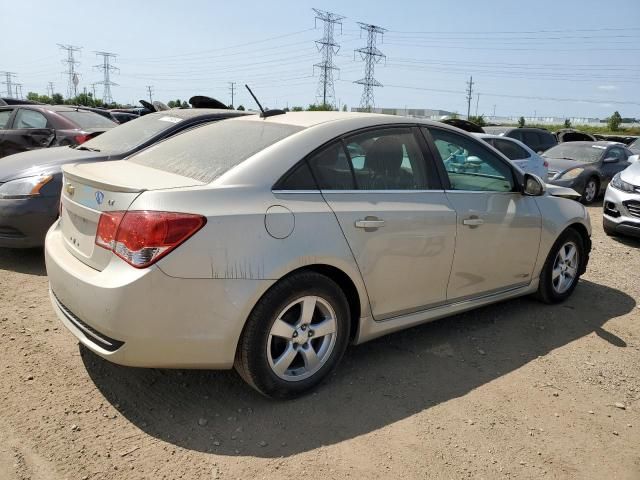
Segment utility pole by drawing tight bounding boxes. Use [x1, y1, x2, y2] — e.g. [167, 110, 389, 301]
[58, 44, 82, 98]
[90, 83, 97, 98]
[313, 9, 344, 108]
[146, 85, 154, 103]
[475, 93, 480, 117]
[228, 81, 235, 107]
[1, 71, 16, 98]
[93, 51, 119, 104]
[14, 84, 23, 99]
[354, 22, 386, 112]
[492, 104, 496, 118]
[47, 82, 55, 98]
[466, 76, 474, 120]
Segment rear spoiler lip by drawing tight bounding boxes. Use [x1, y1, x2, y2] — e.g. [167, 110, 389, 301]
[62, 164, 146, 194]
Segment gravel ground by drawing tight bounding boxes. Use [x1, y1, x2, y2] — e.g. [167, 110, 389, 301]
[0, 205, 639, 480]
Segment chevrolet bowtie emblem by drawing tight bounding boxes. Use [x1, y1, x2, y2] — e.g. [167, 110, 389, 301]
[66, 184, 75, 196]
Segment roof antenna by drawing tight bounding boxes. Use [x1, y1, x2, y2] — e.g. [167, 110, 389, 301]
[245, 84, 286, 119]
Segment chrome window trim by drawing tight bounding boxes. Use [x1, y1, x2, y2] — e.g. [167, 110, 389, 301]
[444, 190, 521, 195]
[272, 189, 446, 194]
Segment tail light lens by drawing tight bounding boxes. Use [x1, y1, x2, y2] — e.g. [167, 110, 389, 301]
[543, 160, 549, 168]
[95, 211, 206, 268]
[74, 134, 91, 144]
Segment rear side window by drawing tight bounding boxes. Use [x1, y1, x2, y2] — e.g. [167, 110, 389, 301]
[58, 111, 116, 129]
[522, 131, 540, 148]
[492, 138, 529, 160]
[14, 109, 48, 129]
[0, 109, 12, 129]
[130, 120, 304, 183]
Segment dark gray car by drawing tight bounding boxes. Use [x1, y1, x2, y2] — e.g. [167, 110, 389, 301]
[544, 141, 634, 203]
[0, 108, 250, 247]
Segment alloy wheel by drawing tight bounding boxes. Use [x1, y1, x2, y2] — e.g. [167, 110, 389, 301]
[551, 241, 579, 294]
[266, 296, 338, 381]
[584, 180, 597, 202]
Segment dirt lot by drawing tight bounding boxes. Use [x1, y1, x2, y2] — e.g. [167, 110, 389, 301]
[0, 205, 639, 480]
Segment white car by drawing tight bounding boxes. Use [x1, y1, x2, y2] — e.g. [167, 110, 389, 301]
[45, 112, 591, 398]
[603, 159, 640, 238]
[474, 133, 549, 180]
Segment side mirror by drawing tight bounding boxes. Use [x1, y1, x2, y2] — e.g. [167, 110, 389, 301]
[628, 154, 639, 164]
[603, 157, 618, 163]
[523, 173, 545, 196]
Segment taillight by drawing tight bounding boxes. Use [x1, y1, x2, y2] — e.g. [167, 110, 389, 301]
[74, 134, 91, 144]
[543, 160, 549, 168]
[95, 211, 206, 268]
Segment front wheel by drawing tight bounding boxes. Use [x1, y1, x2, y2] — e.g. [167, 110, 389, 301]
[535, 229, 585, 304]
[581, 177, 598, 204]
[235, 271, 351, 398]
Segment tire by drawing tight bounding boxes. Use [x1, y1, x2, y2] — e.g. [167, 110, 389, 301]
[535, 228, 585, 304]
[234, 271, 351, 398]
[581, 177, 599, 204]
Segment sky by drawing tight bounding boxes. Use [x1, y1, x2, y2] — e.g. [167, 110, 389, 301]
[1, 0, 639, 119]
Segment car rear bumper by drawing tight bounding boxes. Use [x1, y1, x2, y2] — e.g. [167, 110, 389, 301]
[45, 221, 274, 369]
[0, 196, 58, 248]
[603, 186, 640, 238]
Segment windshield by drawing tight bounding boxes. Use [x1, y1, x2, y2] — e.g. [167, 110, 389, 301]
[129, 120, 304, 183]
[58, 111, 117, 129]
[543, 143, 604, 163]
[81, 113, 190, 153]
[630, 139, 640, 154]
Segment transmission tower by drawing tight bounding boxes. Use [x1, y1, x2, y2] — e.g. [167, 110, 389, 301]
[93, 51, 119, 104]
[229, 81, 236, 107]
[47, 82, 55, 98]
[466, 76, 474, 120]
[90, 83, 98, 98]
[1, 71, 16, 98]
[58, 44, 81, 98]
[146, 85, 154, 103]
[313, 8, 344, 108]
[354, 23, 386, 111]
[14, 84, 23, 99]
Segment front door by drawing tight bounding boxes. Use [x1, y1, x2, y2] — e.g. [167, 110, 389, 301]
[308, 127, 457, 320]
[1, 108, 55, 157]
[424, 127, 542, 301]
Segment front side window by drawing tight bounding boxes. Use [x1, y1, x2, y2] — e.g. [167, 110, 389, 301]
[306, 128, 429, 191]
[491, 138, 529, 160]
[14, 109, 47, 129]
[607, 147, 627, 162]
[0, 109, 12, 129]
[427, 128, 515, 192]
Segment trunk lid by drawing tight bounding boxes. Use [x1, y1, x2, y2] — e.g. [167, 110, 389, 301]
[60, 160, 204, 270]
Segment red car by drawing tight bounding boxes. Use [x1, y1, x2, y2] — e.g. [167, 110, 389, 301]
[0, 104, 116, 158]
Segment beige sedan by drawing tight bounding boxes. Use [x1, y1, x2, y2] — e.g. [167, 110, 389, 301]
[45, 112, 591, 398]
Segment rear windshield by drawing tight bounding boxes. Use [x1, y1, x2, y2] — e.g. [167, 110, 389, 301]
[543, 144, 604, 163]
[82, 113, 190, 154]
[58, 111, 117, 129]
[129, 120, 304, 182]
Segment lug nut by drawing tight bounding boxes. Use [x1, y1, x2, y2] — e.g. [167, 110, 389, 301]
[292, 332, 298, 338]
[308, 330, 314, 337]
[301, 325, 307, 331]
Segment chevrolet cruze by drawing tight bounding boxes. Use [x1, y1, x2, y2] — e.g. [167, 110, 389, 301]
[45, 112, 591, 398]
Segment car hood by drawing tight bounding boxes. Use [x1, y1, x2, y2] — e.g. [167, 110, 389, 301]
[0, 147, 107, 182]
[621, 161, 640, 185]
[545, 184, 581, 200]
[544, 158, 592, 173]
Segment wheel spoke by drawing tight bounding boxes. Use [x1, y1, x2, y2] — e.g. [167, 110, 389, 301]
[566, 265, 577, 278]
[552, 266, 562, 281]
[299, 296, 317, 325]
[270, 318, 296, 339]
[566, 245, 577, 263]
[311, 318, 336, 338]
[559, 247, 567, 262]
[300, 345, 320, 370]
[272, 344, 297, 376]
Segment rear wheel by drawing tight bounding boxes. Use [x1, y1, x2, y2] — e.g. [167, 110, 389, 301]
[535, 229, 585, 304]
[581, 177, 598, 204]
[235, 271, 350, 398]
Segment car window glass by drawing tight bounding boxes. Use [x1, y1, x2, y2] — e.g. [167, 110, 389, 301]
[493, 138, 529, 160]
[14, 109, 47, 129]
[522, 131, 539, 148]
[307, 142, 355, 190]
[0, 110, 12, 129]
[343, 128, 428, 190]
[277, 161, 318, 190]
[427, 128, 514, 192]
[607, 147, 625, 161]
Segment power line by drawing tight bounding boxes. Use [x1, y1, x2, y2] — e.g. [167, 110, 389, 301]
[354, 22, 386, 111]
[58, 44, 81, 98]
[93, 51, 119, 104]
[466, 76, 474, 119]
[1, 71, 16, 98]
[313, 8, 345, 108]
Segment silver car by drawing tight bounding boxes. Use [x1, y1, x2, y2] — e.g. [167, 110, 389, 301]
[473, 133, 549, 179]
[45, 112, 592, 398]
[603, 159, 640, 238]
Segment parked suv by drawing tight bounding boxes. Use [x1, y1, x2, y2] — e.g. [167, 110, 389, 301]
[483, 126, 558, 153]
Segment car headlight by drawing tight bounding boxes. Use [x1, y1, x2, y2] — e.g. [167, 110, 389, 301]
[610, 172, 635, 193]
[0, 175, 53, 199]
[558, 168, 584, 180]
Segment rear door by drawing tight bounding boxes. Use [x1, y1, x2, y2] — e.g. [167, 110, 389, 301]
[309, 126, 457, 320]
[424, 126, 542, 301]
[2, 108, 55, 156]
[0, 107, 16, 157]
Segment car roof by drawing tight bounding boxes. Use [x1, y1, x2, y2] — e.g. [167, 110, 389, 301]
[554, 141, 624, 148]
[143, 108, 250, 120]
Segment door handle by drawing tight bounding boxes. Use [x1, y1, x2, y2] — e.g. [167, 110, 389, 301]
[462, 217, 484, 227]
[355, 219, 385, 229]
